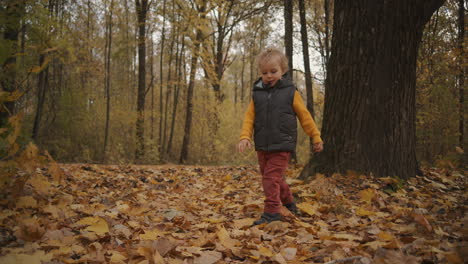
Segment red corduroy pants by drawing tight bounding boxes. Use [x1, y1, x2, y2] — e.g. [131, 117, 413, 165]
[257, 151, 293, 214]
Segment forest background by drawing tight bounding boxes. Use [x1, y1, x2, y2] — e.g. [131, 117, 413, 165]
[0, 0, 465, 168]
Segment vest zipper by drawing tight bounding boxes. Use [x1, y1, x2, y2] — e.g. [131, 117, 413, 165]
[266, 90, 272, 151]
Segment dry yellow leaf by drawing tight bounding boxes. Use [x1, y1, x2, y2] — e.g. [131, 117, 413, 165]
[140, 229, 163, 240]
[109, 251, 127, 264]
[233, 218, 256, 229]
[297, 202, 318, 216]
[16, 196, 37, 208]
[217, 226, 240, 248]
[203, 218, 226, 223]
[364, 240, 387, 250]
[356, 207, 375, 216]
[258, 246, 274, 257]
[76, 217, 109, 235]
[333, 233, 362, 241]
[377, 231, 394, 241]
[27, 175, 51, 195]
[153, 250, 165, 264]
[359, 188, 375, 204]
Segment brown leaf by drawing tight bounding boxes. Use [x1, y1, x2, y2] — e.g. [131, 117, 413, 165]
[217, 226, 240, 248]
[411, 212, 433, 232]
[373, 248, 419, 264]
[194, 251, 222, 264]
[14, 218, 45, 242]
[153, 237, 178, 256]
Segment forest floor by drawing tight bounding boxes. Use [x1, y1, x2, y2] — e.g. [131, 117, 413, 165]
[0, 162, 466, 264]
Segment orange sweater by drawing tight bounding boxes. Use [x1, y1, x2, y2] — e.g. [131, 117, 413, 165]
[239, 91, 323, 144]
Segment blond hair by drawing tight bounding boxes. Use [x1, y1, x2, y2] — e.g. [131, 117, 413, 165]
[256, 47, 289, 73]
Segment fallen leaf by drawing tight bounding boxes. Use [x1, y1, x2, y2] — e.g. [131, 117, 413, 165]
[109, 250, 127, 264]
[281, 247, 297, 260]
[0, 250, 52, 264]
[194, 251, 222, 264]
[297, 202, 318, 216]
[217, 226, 239, 248]
[140, 229, 164, 240]
[356, 207, 375, 216]
[373, 248, 419, 264]
[412, 212, 433, 232]
[233, 218, 256, 229]
[16, 196, 37, 208]
[258, 246, 274, 257]
[27, 175, 51, 195]
[359, 188, 375, 204]
[377, 231, 394, 241]
[76, 217, 109, 235]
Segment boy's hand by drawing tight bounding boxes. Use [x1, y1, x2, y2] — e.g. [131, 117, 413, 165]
[238, 139, 252, 153]
[313, 142, 323, 153]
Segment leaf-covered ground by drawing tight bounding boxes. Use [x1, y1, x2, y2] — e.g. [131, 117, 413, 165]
[0, 163, 466, 263]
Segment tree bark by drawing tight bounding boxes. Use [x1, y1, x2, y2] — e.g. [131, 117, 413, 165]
[300, 0, 445, 180]
[135, 0, 149, 162]
[299, 0, 315, 156]
[458, 0, 465, 149]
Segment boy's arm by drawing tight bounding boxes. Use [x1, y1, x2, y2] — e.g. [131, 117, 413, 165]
[239, 100, 255, 141]
[293, 91, 323, 144]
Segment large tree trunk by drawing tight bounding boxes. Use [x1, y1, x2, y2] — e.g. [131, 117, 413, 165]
[135, 0, 149, 162]
[458, 0, 465, 149]
[300, 0, 445, 180]
[299, 0, 315, 156]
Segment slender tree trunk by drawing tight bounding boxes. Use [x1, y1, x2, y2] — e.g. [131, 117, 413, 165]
[167, 35, 185, 156]
[300, 0, 445, 180]
[135, 0, 149, 162]
[162, 22, 176, 158]
[103, 0, 114, 161]
[180, 2, 206, 164]
[240, 48, 246, 103]
[284, 0, 293, 79]
[299, 0, 315, 156]
[150, 34, 155, 140]
[32, 54, 49, 141]
[458, 0, 465, 148]
[158, 0, 167, 158]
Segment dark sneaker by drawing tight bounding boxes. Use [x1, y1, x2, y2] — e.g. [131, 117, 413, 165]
[284, 202, 299, 216]
[253, 212, 282, 226]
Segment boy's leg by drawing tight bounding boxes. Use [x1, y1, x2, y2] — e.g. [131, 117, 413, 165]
[261, 152, 290, 214]
[280, 180, 294, 205]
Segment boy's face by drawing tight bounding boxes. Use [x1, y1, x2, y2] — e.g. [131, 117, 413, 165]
[260, 57, 284, 88]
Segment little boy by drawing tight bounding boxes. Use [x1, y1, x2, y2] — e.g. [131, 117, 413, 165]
[238, 47, 323, 225]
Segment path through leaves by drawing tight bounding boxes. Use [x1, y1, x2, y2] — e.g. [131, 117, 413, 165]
[0, 164, 466, 263]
